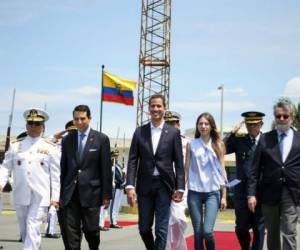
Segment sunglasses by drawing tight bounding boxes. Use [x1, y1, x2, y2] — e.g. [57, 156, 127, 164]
[27, 121, 43, 126]
[275, 114, 289, 120]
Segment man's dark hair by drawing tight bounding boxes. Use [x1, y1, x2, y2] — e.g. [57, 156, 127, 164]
[73, 105, 91, 118]
[149, 94, 166, 108]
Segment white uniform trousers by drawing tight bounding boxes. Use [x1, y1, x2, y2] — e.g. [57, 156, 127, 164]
[15, 192, 47, 250]
[110, 188, 123, 225]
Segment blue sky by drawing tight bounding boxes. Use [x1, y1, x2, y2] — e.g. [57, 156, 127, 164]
[0, 0, 300, 139]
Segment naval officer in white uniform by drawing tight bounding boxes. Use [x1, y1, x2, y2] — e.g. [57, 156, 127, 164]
[0, 108, 60, 250]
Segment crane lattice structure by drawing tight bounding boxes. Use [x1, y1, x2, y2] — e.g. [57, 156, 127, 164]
[136, 0, 171, 126]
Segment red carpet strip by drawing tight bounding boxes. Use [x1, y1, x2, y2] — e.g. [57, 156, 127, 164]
[104, 220, 138, 227]
[186, 231, 241, 250]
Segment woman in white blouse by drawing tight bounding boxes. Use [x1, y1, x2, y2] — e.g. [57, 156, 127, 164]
[186, 112, 227, 250]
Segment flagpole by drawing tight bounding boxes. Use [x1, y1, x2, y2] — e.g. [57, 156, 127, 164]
[100, 65, 104, 133]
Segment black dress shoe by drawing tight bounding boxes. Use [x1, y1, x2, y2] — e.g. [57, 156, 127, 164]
[110, 224, 123, 229]
[99, 226, 109, 231]
[45, 233, 61, 238]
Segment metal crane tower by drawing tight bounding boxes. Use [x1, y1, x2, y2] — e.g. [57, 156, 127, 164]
[136, 0, 171, 126]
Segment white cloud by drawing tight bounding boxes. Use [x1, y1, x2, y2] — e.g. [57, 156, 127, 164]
[284, 77, 300, 97]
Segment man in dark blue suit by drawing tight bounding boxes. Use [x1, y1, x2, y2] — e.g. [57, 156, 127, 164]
[126, 94, 185, 250]
[59, 105, 112, 250]
[225, 111, 265, 250]
[248, 97, 300, 250]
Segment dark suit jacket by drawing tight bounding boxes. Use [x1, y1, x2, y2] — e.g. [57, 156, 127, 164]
[126, 122, 185, 195]
[60, 129, 112, 208]
[225, 133, 259, 199]
[248, 129, 300, 206]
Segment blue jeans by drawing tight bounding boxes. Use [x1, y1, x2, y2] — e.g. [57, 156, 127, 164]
[187, 190, 220, 250]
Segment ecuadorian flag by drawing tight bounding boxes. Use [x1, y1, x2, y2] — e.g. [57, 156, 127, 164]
[102, 71, 136, 106]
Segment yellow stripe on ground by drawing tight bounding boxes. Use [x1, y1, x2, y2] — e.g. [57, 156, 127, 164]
[1, 210, 16, 215]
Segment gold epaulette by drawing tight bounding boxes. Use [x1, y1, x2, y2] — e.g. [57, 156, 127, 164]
[11, 137, 26, 144]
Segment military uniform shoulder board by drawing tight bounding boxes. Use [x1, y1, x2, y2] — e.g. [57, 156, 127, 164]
[11, 137, 26, 144]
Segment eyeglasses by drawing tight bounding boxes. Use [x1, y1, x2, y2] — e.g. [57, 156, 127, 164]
[27, 121, 43, 126]
[275, 114, 289, 120]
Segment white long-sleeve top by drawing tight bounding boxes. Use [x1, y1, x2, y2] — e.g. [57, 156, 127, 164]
[188, 138, 225, 193]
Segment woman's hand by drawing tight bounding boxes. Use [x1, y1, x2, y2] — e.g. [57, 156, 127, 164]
[220, 197, 227, 211]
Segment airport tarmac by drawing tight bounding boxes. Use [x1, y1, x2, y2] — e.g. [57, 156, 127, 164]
[0, 210, 227, 250]
[1, 210, 299, 249]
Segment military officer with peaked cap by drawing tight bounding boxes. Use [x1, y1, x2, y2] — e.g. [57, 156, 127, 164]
[224, 111, 265, 250]
[0, 108, 60, 250]
[164, 110, 189, 250]
[164, 110, 189, 163]
[99, 149, 125, 231]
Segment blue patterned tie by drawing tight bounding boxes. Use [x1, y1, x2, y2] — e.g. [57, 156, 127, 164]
[78, 133, 86, 160]
[279, 133, 286, 160]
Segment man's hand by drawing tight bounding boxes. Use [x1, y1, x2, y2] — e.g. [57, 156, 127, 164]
[102, 199, 110, 209]
[0, 186, 2, 192]
[248, 196, 257, 213]
[126, 188, 136, 207]
[231, 121, 244, 134]
[50, 201, 59, 209]
[54, 130, 67, 140]
[172, 191, 183, 203]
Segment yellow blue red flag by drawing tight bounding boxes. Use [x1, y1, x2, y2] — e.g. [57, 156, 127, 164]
[102, 71, 136, 106]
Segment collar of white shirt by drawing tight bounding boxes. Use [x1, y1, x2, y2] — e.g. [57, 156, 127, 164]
[78, 126, 91, 137]
[150, 121, 164, 130]
[250, 133, 261, 144]
[276, 127, 292, 138]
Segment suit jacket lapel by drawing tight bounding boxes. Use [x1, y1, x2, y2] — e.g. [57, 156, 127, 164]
[246, 135, 254, 149]
[270, 130, 282, 163]
[284, 129, 297, 164]
[145, 123, 154, 156]
[72, 132, 81, 165]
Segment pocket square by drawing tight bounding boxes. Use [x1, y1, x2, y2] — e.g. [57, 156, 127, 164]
[89, 149, 97, 152]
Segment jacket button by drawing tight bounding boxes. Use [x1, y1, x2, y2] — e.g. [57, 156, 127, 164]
[74, 180, 77, 184]
[78, 170, 82, 173]
[282, 166, 285, 169]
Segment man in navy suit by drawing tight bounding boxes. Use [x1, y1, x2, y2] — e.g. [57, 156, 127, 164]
[225, 111, 265, 250]
[59, 105, 112, 250]
[126, 94, 185, 250]
[248, 97, 300, 250]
